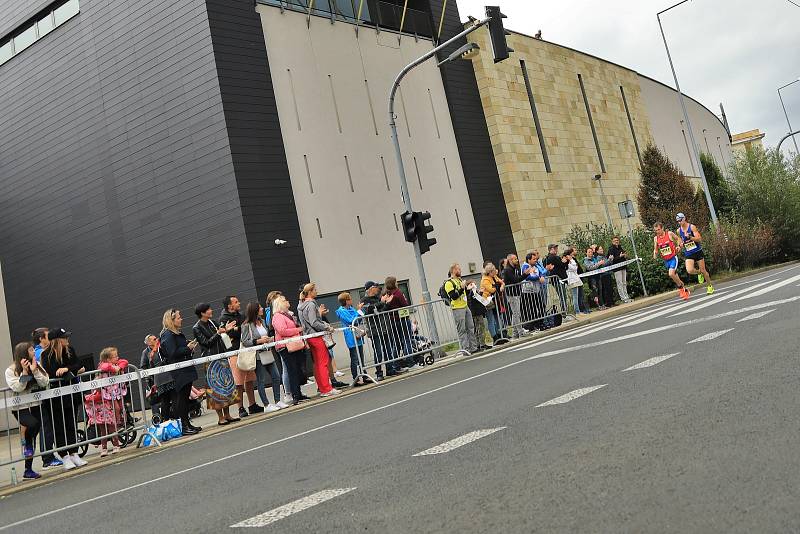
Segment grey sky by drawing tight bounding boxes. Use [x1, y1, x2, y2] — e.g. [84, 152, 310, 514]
[456, 0, 800, 152]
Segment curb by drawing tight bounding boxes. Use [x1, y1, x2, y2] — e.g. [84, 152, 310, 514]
[2, 260, 796, 497]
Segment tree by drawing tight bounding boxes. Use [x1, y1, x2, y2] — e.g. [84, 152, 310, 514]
[700, 152, 733, 216]
[637, 144, 706, 229]
[728, 147, 800, 257]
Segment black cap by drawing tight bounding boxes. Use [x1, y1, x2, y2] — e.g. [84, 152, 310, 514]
[49, 328, 71, 340]
[364, 281, 380, 290]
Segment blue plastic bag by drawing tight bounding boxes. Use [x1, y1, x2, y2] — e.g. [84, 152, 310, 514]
[141, 419, 183, 447]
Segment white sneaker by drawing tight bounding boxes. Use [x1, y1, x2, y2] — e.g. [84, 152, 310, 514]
[334, 370, 345, 377]
[70, 453, 87, 467]
[307, 377, 315, 384]
[62, 455, 77, 471]
[265, 404, 281, 412]
[276, 400, 291, 409]
[320, 389, 340, 397]
[407, 364, 422, 370]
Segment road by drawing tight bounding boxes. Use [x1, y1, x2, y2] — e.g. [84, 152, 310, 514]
[2, 264, 800, 533]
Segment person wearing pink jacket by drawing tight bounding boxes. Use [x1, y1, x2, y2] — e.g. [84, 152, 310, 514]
[271, 296, 307, 405]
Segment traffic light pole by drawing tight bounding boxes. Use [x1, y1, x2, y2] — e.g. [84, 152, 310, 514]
[389, 16, 491, 303]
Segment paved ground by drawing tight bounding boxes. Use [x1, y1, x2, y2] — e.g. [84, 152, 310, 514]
[2, 264, 800, 533]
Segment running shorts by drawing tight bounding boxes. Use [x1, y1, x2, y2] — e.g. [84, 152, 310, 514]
[685, 250, 704, 261]
[663, 257, 678, 271]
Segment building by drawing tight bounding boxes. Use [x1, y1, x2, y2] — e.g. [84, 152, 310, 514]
[0, 0, 730, 360]
[731, 129, 766, 156]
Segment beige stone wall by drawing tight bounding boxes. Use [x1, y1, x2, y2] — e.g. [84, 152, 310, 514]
[471, 29, 653, 253]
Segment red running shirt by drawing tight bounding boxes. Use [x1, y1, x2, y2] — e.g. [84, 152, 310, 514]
[656, 232, 677, 260]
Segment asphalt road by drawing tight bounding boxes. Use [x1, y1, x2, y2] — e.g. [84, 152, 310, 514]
[2, 264, 800, 533]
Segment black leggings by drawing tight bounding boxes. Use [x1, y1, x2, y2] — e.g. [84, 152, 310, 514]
[13, 406, 42, 471]
[173, 382, 193, 425]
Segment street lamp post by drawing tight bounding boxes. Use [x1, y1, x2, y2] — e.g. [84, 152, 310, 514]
[592, 174, 613, 228]
[657, 0, 719, 227]
[778, 78, 800, 154]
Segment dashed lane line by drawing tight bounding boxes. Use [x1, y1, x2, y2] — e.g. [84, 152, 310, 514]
[737, 310, 775, 322]
[230, 488, 357, 528]
[536, 385, 607, 407]
[687, 329, 735, 344]
[622, 353, 680, 371]
[730, 272, 800, 302]
[413, 428, 506, 457]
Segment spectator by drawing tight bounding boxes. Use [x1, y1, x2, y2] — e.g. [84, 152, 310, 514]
[361, 281, 400, 380]
[335, 292, 367, 386]
[90, 347, 129, 456]
[5, 342, 49, 479]
[384, 276, 419, 369]
[522, 251, 549, 330]
[480, 262, 504, 343]
[607, 236, 632, 303]
[318, 302, 348, 388]
[159, 309, 201, 436]
[564, 248, 590, 314]
[192, 303, 240, 425]
[582, 248, 607, 310]
[501, 254, 527, 338]
[219, 296, 258, 418]
[40, 328, 87, 470]
[243, 301, 290, 411]
[266, 290, 304, 402]
[595, 246, 616, 308]
[544, 244, 568, 314]
[139, 334, 175, 423]
[467, 276, 490, 351]
[271, 295, 306, 404]
[31, 327, 58, 468]
[298, 283, 339, 397]
[443, 263, 478, 353]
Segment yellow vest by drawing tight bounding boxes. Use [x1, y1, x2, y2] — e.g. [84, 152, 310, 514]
[444, 278, 468, 309]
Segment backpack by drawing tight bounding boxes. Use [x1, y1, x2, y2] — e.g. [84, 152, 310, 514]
[438, 280, 452, 306]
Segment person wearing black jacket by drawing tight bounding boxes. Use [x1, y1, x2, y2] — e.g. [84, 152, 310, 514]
[218, 295, 257, 418]
[193, 303, 239, 426]
[544, 244, 568, 314]
[40, 328, 87, 470]
[607, 236, 632, 303]
[360, 281, 399, 380]
[159, 309, 201, 435]
[501, 254, 527, 338]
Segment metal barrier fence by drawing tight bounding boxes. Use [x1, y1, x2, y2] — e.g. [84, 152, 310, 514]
[350, 299, 467, 383]
[485, 275, 571, 343]
[1, 363, 158, 485]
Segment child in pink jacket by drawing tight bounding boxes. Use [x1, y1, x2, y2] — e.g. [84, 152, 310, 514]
[85, 347, 128, 456]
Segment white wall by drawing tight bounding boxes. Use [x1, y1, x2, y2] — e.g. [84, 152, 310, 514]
[257, 6, 484, 300]
[639, 75, 733, 178]
[0, 261, 11, 374]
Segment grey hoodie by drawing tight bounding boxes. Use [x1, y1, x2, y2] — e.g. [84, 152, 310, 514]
[297, 300, 329, 335]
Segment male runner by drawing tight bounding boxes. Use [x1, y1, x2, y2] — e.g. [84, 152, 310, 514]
[652, 221, 690, 300]
[676, 212, 714, 295]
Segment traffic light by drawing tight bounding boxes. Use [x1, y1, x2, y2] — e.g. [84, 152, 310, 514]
[401, 211, 418, 243]
[416, 211, 437, 255]
[485, 6, 513, 63]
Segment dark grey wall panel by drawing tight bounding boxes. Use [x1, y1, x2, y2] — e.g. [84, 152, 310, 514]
[426, 0, 516, 264]
[0, 0, 258, 359]
[205, 0, 310, 301]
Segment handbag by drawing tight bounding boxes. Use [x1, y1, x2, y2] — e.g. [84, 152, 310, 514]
[353, 325, 367, 339]
[258, 349, 275, 366]
[237, 347, 257, 371]
[286, 337, 307, 353]
[220, 333, 233, 350]
[324, 332, 336, 349]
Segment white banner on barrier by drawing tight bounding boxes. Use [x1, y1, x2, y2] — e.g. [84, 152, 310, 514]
[578, 257, 641, 278]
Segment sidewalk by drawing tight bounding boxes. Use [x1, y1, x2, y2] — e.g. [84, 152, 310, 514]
[2, 261, 794, 495]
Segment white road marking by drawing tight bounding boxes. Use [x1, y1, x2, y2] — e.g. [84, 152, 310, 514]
[737, 310, 775, 322]
[413, 427, 506, 456]
[730, 273, 800, 302]
[613, 296, 704, 329]
[622, 353, 680, 371]
[231, 488, 356, 528]
[4, 288, 798, 531]
[688, 329, 735, 343]
[536, 385, 606, 407]
[667, 282, 773, 317]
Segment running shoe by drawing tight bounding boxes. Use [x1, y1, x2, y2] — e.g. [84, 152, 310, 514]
[679, 287, 690, 300]
[698, 273, 705, 285]
[23, 469, 41, 480]
[707, 285, 714, 295]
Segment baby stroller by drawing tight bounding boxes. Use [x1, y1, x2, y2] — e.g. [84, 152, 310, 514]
[410, 321, 436, 366]
[146, 385, 205, 426]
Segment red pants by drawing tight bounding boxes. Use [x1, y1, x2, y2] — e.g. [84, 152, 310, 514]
[307, 337, 333, 394]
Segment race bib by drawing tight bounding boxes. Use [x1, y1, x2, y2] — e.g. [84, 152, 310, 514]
[684, 241, 697, 252]
[659, 245, 672, 257]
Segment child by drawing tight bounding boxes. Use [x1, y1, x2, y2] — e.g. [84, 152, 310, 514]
[86, 347, 128, 457]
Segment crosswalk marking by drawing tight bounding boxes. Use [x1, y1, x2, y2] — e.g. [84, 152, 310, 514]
[736, 309, 775, 322]
[536, 385, 606, 407]
[413, 428, 506, 456]
[231, 488, 357, 527]
[614, 292, 723, 329]
[622, 353, 680, 371]
[730, 272, 800, 302]
[667, 281, 773, 317]
[687, 329, 734, 344]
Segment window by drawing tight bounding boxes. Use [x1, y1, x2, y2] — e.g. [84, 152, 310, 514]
[54, 0, 80, 26]
[0, 0, 80, 68]
[13, 24, 37, 53]
[318, 279, 413, 327]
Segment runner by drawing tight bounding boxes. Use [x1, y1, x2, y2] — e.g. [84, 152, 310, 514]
[652, 221, 690, 300]
[676, 212, 714, 295]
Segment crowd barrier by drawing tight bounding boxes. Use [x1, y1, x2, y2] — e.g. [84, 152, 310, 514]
[487, 275, 571, 342]
[350, 298, 467, 383]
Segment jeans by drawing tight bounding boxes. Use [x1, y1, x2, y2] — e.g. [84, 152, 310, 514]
[571, 286, 590, 313]
[278, 348, 302, 400]
[452, 307, 477, 352]
[348, 345, 365, 379]
[373, 334, 399, 376]
[506, 295, 523, 338]
[255, 358, 282, 405]
[486, 307, 500, 338]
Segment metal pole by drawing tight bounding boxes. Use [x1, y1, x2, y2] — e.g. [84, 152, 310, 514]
[657, 2, 719, 227]
[778, 80, 800, 154]
[777, 130, 800, 153]
[597, 177, 613, 228]
[625, 207, 648, 297]
[389, 16, 490, 303]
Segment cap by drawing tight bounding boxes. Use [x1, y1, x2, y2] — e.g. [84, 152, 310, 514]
[364, 281, 380, 290]
[676, 212, 686, 222]
[547, 243, 558, 250]
[49, 328, 71, 340]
